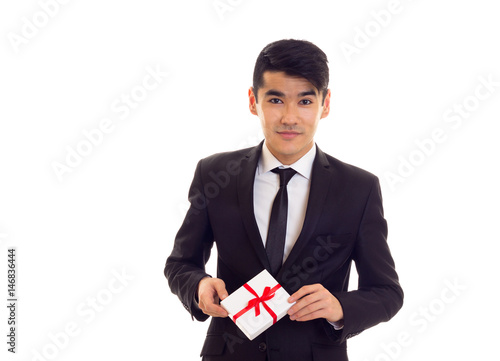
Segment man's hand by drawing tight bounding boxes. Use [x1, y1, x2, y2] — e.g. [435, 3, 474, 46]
[287, 284, 343, 323]
[197, 277, 229, 318]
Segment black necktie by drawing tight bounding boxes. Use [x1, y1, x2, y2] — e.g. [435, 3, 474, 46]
[266, 167, 297, 276]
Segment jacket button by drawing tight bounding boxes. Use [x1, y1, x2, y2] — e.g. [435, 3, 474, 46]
[258, 342, 267, 352]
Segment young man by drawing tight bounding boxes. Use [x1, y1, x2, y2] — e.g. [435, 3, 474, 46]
[165, 39, 403, 361]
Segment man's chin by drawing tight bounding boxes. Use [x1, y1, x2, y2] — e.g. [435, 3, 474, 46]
[268, 142, 309, 164]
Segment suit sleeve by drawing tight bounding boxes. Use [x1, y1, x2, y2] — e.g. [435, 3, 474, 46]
[332, 176, 403, 343]
[164, 160, 214, 321]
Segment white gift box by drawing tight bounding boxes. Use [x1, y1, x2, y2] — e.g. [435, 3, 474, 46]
[221, 269, 294, 341]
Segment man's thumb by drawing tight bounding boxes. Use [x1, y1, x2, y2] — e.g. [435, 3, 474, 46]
[214, 280, 228, 300]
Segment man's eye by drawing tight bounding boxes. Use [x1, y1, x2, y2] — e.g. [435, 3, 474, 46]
[300, 99, 312, 105]
[269, 98, 283, 104]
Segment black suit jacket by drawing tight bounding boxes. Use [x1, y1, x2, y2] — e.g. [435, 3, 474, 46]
[165, 142, 403, 361]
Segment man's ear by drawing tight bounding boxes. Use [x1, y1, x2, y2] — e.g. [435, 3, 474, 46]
[320, 89, 331, 119]
[248, 87, 258, 116]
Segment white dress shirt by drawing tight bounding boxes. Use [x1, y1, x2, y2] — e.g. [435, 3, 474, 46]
[253, 141, 316, 263]
[253, 141, 344, 330]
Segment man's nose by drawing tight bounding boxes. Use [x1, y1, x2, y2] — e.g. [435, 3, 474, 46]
[281, 103, 299, 124]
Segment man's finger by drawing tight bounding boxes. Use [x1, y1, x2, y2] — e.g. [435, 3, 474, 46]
[203, 301, 229, 317]
[213, 280, 229, 301]
[199, 293, 228, 317]
[288, 284, 321, 303]
[293, 309, 326, 322]
[198, 278, 229, 317]
[288, 293, 321, 317]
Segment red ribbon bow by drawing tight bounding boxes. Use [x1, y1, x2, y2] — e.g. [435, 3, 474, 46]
[232, 283, 282, 324]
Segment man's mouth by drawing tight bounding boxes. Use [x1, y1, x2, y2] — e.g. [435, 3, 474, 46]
[277, 131, 300, 139]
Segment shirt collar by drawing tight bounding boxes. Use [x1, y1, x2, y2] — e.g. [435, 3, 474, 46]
[258, 141, 316, 180]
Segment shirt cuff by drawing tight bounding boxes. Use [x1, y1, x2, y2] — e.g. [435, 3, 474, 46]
[328, 319, 344, 330]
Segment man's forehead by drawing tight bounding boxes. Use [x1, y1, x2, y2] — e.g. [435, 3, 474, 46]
[260, 71, 320, 97]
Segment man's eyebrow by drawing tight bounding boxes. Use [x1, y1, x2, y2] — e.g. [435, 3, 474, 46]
[264, 89, 286, 98]
[298, 90, 318, 97]
[263, 89, 318, 98]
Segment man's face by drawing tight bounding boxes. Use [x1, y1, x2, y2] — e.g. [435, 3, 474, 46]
[249, 71, 331, 165]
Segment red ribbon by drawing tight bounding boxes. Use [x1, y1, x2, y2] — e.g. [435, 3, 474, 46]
[232, 283, 282, 324]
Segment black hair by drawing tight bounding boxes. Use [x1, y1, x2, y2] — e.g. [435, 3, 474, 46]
[252, 39, 329, 104]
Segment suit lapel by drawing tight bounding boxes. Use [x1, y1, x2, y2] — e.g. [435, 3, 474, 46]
[237, 142, 272, 272]
[278, 145, 334, 278]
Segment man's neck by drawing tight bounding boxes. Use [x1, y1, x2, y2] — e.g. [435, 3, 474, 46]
[265, 141, 314, 165]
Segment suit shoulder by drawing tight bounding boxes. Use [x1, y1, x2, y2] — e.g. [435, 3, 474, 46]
[197, 145, 256, 172]
[202, 146, 252, 162]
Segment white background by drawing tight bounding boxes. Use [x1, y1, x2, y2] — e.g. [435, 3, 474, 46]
[1, 0, 499, 360]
